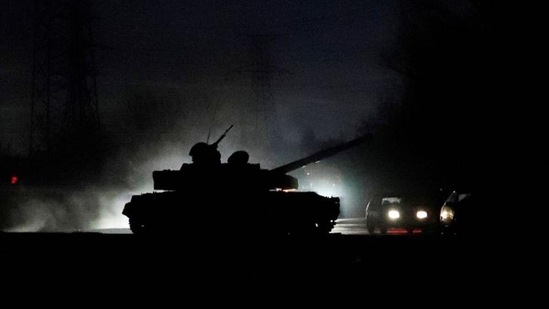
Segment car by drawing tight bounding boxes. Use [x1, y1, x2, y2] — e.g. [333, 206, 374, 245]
[439, 190, 495, 237]
[364, 191, 444, 235]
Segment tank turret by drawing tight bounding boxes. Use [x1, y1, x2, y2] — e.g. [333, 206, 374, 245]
[122, 126, 371, 237]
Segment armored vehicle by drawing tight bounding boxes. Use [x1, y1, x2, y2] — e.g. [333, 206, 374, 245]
[122, 126, 370, 238]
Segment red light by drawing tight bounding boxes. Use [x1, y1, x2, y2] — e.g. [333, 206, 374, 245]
[11, 175, 19, 185]
[387, 228, 423, 234]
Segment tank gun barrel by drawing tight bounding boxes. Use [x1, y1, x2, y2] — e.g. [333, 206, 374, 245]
[271, 133, 372, 174]
[212, 125, 234, 147]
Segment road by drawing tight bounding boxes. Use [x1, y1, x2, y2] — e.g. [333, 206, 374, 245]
[0, 219, 526, 304]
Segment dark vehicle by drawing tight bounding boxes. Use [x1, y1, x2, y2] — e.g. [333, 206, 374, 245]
[439, 190, 494, 237]
[122, 126, 370, 237]
[364, 191, 444, 234]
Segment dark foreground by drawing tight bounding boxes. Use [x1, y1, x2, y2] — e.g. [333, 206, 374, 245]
[0, 231, 528, 304]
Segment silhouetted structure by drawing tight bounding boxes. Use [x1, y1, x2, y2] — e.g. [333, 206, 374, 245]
[122, 126, 371, 238]
[229, 33, 289, 161]
[29, 0, 102, 184]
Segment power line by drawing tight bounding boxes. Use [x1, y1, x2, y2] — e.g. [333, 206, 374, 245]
[29, 0, 103, 184]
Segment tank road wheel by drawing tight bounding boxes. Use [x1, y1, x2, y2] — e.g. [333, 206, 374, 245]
[129, 218, 146, 235]
[316, 220, 335, 235]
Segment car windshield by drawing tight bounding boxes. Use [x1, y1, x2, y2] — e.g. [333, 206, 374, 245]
[381, 197, 402, 205]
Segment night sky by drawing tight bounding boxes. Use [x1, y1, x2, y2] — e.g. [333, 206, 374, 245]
[1, 0, 507, 231]
[2, 0, 400, 154]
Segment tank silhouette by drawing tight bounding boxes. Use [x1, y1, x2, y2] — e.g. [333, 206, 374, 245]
[122, 126, 370, 237]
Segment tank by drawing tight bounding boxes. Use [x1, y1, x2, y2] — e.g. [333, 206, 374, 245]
[122, 126, 370, 238]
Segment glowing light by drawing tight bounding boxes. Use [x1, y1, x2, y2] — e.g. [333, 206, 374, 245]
[282, 188, 297, 192]
[440, 206, 454, 222]
[387, 209, 400, 220]
[306, 179, 344, 198]
[416, 210, 428, 219]
[94, 213, 129, 230]
[93, 190, 141, 230]
[388, 228, 408, 234]
[11, 175, 19, 185]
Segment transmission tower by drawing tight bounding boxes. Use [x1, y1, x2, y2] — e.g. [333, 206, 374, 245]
[234, 33, 288, 160]
[29, 0, 101, 179]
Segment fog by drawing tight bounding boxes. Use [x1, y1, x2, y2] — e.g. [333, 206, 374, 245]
[1, 0, 503, 231]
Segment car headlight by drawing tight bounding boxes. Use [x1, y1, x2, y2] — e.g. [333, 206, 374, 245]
[387, 209, 400, 220]
[440, 206, 454, 222]
[416, 210, 428, 219]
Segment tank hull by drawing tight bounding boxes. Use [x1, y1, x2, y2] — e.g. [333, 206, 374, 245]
[122, 190, 340, 237]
